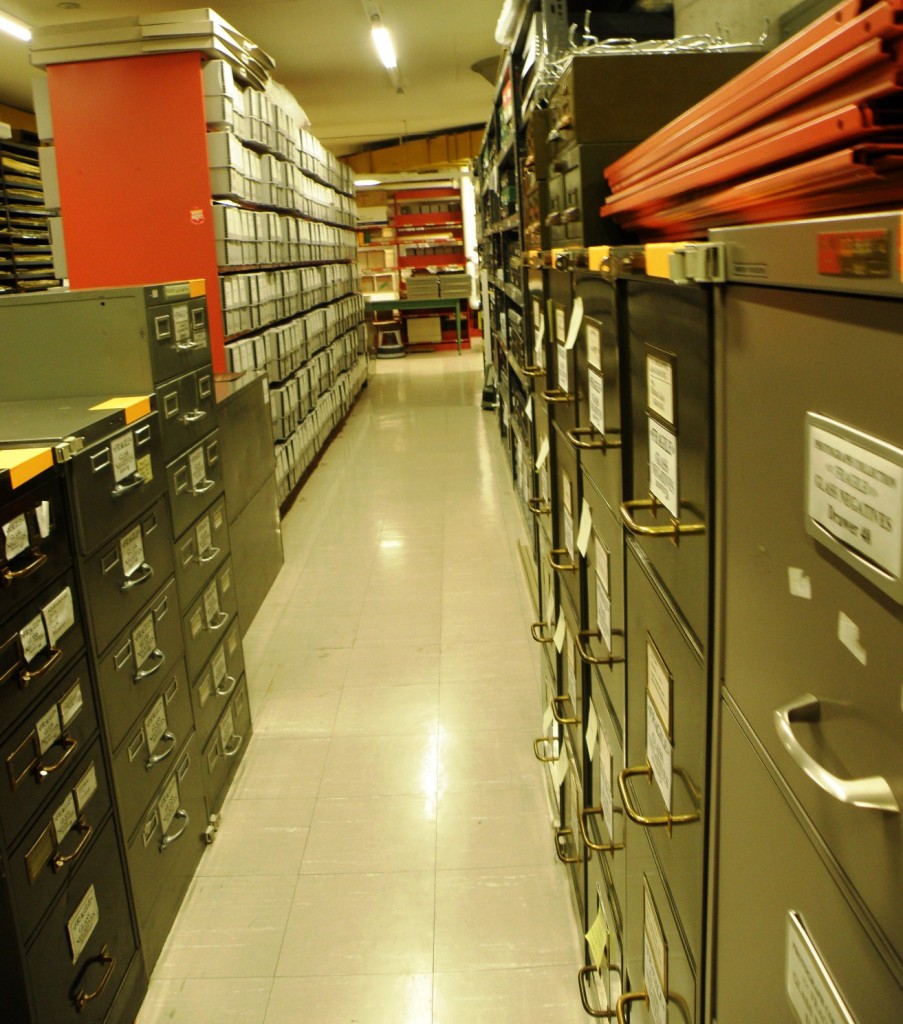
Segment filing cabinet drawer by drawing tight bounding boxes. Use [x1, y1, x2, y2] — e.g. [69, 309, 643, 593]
[0, 469, 71, 623]
[166, 430, 225, 538]
[537, 647, 563, 817]
[147, 292, 210, 384]
[624, 539, 707, 964]
[11, 739, 112, 943]
[716, 703, 903, 1021]
[0, 656, 97, 847]
[557, 143, 627, 247]
[67, 415, 166, 556]
[172, 496, 230, 609]
[573, 272, 628, 511]
[182, 559, 239, 682]
[551, 423, 583, 617]
[624, 277, 712, 649]
[26, 817, 138, 1024]
[110, 660, 194, 838]
[525, 269, 548, 382]
[545, 272, 572, 414]
[582, 471, 627, 733]
[125, 730, 207, 973]
[559, 737, 586, 917]
[0, 572, 84, 730]
[156, 365, 216, 463]
[190, 619, 245, 748]
[95, 578, 184, 751]
[536, 529, 557, 643]
[201, 676, 251, 813]
[533, 396, 554, 547]
[79, 498, 174, 656]
[580, 855, 625, 1020]
[555, 585, 584, 759]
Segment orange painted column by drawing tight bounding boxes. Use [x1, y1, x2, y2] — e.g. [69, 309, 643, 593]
[47, 52, 227, 371]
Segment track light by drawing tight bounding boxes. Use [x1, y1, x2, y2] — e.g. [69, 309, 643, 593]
[0, 10, 31, 41]
[371, 16, 397, 70]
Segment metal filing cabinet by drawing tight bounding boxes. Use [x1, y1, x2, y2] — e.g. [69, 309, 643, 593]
[711, 214, 903, 1016]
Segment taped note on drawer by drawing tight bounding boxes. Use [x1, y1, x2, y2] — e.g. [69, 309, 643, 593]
[19, 613, 47, 663]
[111, 431, 137, 483]
[42, 587, 74, 645]
[119, 524, 144, 579]
[3, 513, 28, 562]
[67, 885, 99, 964]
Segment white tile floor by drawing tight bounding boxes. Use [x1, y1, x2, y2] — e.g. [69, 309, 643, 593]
[135, 349, 586, 1023]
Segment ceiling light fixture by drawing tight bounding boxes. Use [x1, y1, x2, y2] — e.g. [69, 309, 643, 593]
[370, 16, 397, 70]
[0, 10, 31, 41]
[355, 178, 382, 187]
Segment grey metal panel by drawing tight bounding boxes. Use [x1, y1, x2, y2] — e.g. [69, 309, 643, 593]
[67, 414, 167, 556]
[625, 277, 712, 651]
[556, 142, 629, 248]
[147, 293, 210, 384]
[200, 676, 251, 814]
[9, 737, 112, 943]
[715, 701, 903, 1021]
[155, 365, 216, 463]
[124, 730, 207, 974]
[172, 496, 231, 611]
[624, 539, 707, 969]
[722, 283, 903, 958]
[182, 559, 239, 683]
[552, 421, 584, 618]
[229, 474, 283, 635]
[0, 655, 97, 848]
[189, 619, 245, 748]
[165, 429, 225, 539]
[78, 497, 174, 656]
[94, 578, 184, 751]
[26, 816, 138, 1024]
[214, 369, 276, 523]
[110, 662, 194, 840]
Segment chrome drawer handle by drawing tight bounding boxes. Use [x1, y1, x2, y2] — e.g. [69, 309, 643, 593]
[111, 472, 146, 499]
[522, 363, 545, 377]
[215, 674, 238, 698]
[73, 945, 115, 1012]
[176, 339, 205, 351]
[120, 562, 154, 592]
[180, 408, 207, 424]
[207, 611, 228, 632]
[774, 693, 900, 812]
[190, 478, 216, 496]
[578, 964, 616, 1019]
[223, 732, 244, 758]
[619, 495, 704, 544]
[2, 549, 47, 582]
[196, 545, 221, 565]
[145, 731, 177, 769]
[578, 807, 623, 854]
[566, 426, 622, 452]
[160, 809, 189, 849]
[134, 648, 165, 682]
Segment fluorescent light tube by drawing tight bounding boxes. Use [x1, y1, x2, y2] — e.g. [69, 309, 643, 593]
[371, 20, 397, 70]
[0, 11, 31, 41]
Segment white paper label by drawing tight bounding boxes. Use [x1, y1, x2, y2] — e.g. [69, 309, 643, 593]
[577, 499, 592, 557]
[199, 673, 213, 707]
[596, 575, 613, 652]
[563, 472, 574, 559]
[525, 396, 533, 422]
[567, 636, 577, 709]
[60, 681, 84, 728]
[204, 582, 221, 626]
[555, 306, 566, 344]
[647, 353, 675, 427]
[585, 705, 599, 760]
[212, 646, 228, 687]
[67, 885, 100, 964]
[219, 705, 236, 748]
[786, 912, 856, 1024]
[111, 432, 137, 483]
[598, 725, 614, 836]
[838, 611, 868, 666]
[594, 536, 610, 594]
[535, 311, 545, 362]
[137, 454, 153, 483]
[189, 446, 206, 488]
[647, 695, 673, 810]
[586, 902, 610, 970]
[74, 763, 98, 813]
[158, 773, 180, 834]
[213, 505, 224, 531]
[647, 638, 672, 736]
[649, 418, 679, 519]
[788, 567, 813, 600]
[119, 524, 144, 578]
[3, 514, 29, 562]
[144, 696, 168, 753]
[554, 609, 567, 653]
[42, 587, 74, 646]
[52, 792, 78, 845]
[535, 436, 550, 470]
[557, 344, 569, 395]
[36, 501, 51, 538]
[132, 613, 156, 669]
[644, 885, 669, 1024]
[19, 613, 48, 663]
[172, 303, 190, 341]
[539, 464, 550, 505]
[196, 515, 213, 555]
[36, 703, 63, 755]
[565, 297, 583, 350]
[586, 323, 602, 370]
[589, 370, 605, 435]
[807, 419, 903, 581]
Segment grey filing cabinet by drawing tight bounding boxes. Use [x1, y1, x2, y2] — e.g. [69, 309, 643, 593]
[711, 213, 903, 1020]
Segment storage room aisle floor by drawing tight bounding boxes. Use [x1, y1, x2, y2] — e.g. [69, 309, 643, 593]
[135, 349, 585, 1024]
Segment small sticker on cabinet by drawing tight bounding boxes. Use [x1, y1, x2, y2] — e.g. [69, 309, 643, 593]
[788, 567, 813, 599]
[837, 611, 867, 665]
[196, 516, 213, 556]
[646, 353, 675, 427]
[646, 695, 673, 810]
[36, 703, 63, 755]
[525, 396, 533, 422]
[158, 774, 180, 834]
[557, 343, 569, 394]
[36, 501, 51, 538]
[74, 763, 98, 812]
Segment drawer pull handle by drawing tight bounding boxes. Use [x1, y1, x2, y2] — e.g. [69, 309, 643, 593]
[215, 674, 238, 699]
[120, 562, 154, 592]
[578, 964, 616, 1019]
[72, 945, 115, 1012]
[541, 388, 573, 404]
[197, 545, 221, 565]
[530, 621, 554, 644]
[53, 817, 92, 870]
[551, 695, 579, 726]
[619, 496, 705, 544]
[555, 826, 581, 864]
[207, 611, 229, 632]
[20, 646, 63, 686]
[176, 338, 205, 352]
[134, 648, 165, 682]
[578, 807, 623, 854]
[527, 497, 550, 516]
[522, 363, 545, 377]
[180, 408, 207, 424]
[2, 549, 47, 582]
[37, 734, 77, 780]
[111, 472, 146, 499]
[774, 693, 900, 813]
[190, 478, 216, 497]
[576, 630, 625, 668]
[223, 732, 244, 758]
[533, 736, 559, 763]
[160, 809, 190, 849]
[549, 548, 578, 572]
[617, 764, 700, 836]
[616, 991, 647, 1024]
[145, 731, 177, 769]
[566, 426, 622, 452]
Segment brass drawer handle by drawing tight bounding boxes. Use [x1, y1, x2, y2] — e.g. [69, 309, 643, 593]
[160, 809, 190, 849]
[530, 621, 554, 644]
[616, 991, 647, 1024]
[20, 645, 63, 686]
[541, 388, 573, 404]
[72, 945, 115, 1012]
[555, 826, 581, 864]
[576, 630, 625, 668]
[617, 764, 701, 836]
[578, 965, 616, 1019]
[533, 736, 558, 763]
[578, 807, 623, 854]
[120, 562, 154, 592]
[134, 648, 165, 683]
[145, 731, 177, 770]
[566, 426, 622, 452]
[527, 498, 550, 516]
[551, 695, 579, 726]
[37, 733, 77, 780]
[2, 549, 47, 582]
[111, 472, 146, 499]
[549, 548, 578, 572]
[53, 817, 92, 870]
[619, 496, 705, 543]
[522, 363, 545, 377]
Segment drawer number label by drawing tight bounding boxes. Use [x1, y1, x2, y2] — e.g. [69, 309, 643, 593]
[111, 432, 137, 483]
[132, 614, 156, 669]
[67, 885, 100, 964]
[42, 587, 75, 646]
[52, 791, 78, 845]
[19, 613, 48, 663]
[119, 525, 145, 579]
[3, 514, 29, 562]
[158, 774, 180, 834]
[36, 703, 62, 755]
